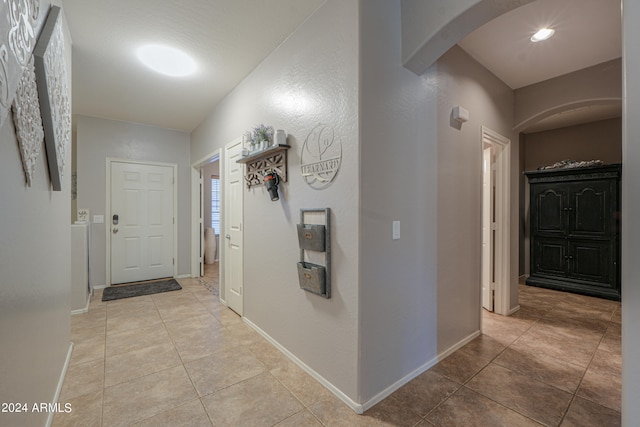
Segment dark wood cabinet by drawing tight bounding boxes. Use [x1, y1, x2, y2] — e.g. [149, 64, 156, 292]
[525, 164, 621, 301]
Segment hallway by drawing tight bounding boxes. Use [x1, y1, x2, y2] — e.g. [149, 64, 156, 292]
[53, 273, 620, 426]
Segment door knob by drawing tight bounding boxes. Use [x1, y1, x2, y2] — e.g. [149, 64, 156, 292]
[113, 228, 119, 234]
[225, 234, 231, 240]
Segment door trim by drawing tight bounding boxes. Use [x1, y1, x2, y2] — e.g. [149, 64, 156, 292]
[191, 150, 221, 280]
[481, 127, 511, 315]
[105, 158, 178, 286]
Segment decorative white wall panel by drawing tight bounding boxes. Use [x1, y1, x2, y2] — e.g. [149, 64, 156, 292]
[34, 5, 71, 191]
[0, 0, 39, 127]
[11, 54, 44, 186]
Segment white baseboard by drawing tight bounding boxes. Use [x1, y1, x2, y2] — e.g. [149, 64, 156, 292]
[244, 318, 483, 415]
[176, 274, 191, 279]
[45, 342, 73, 427]
[92, 284, 107, 290]
[359, 354, 439, 412]
[508, 305, 521, 316]
[243, 317, 365, 414]
[437, 330, 481, 362]
[71, 295, 91, 315]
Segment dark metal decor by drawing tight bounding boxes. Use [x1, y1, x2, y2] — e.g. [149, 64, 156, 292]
[297, 208, 331, 298]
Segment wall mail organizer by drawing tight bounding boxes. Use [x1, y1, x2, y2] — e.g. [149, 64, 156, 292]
[297, 208, 331, 298]
[236, 144, 290, 189]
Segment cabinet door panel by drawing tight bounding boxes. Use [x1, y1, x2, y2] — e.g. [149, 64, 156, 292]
[570, 180, 610, 237]
[569, 240, 613, 287]
[532, 238, 568, 278]
[531, 185, 566, 236]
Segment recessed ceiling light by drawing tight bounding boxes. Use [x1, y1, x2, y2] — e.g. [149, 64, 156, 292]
[137, 45, 197, 77]
[531, 28, 555, 43]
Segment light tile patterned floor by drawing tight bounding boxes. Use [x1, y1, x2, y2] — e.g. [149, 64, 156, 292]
[54, 267, 621, 426]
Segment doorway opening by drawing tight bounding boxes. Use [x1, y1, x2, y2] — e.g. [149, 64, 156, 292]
[480, 127, 511, 315]
[202, 158, 221, 295]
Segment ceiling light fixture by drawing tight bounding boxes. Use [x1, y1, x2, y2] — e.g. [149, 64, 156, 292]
[530, 28, 555, 43]
[137, 45, 197, 77]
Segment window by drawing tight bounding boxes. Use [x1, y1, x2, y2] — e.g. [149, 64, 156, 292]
[211, 175, 220, 235]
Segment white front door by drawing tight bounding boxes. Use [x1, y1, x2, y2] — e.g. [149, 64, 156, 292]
[224, 138, 244, 315]
[110, 161, 175, 284]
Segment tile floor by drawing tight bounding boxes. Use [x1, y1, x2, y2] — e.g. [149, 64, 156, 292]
[53, 268, 621, 426]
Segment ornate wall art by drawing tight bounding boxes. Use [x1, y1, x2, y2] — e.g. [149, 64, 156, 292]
[300, 124, 342, 190]
[11, 54, 44, 186]
[0, 0, 39, 127]
[34, 5, 71, 191]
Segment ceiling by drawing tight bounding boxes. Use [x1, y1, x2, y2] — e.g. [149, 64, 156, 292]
[458, 0, 622, 133]
[61, 0, 324, 132]
[61, 0, 621, 134]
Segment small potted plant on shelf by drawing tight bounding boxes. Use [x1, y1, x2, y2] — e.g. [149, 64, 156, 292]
[252, 123, 274, 151]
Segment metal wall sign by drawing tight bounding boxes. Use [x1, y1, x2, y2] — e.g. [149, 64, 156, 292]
[300, 124, 342, 190]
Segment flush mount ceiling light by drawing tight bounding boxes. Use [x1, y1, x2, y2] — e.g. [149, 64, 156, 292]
[530, 28, 555, 43]
[137, 45, 197, 77]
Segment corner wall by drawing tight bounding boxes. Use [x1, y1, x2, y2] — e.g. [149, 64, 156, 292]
[190, 0, 360, 404]
[0, 3, 72, 426]
[75, 115, 191, 286]
[359, 0, 439, 404]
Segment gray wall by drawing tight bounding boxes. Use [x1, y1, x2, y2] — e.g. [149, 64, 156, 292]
[435, 45, 519, 341]
[191, 0, 360, 404]
[622, 0, 640, 423]
[76, 115, 191, 287]
[359, 0, 439, 403]
[0, 3, 72, 426]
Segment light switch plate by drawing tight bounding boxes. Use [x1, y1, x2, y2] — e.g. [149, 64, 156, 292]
[392, 221, 400, 240]
[93, 215, 104, 224]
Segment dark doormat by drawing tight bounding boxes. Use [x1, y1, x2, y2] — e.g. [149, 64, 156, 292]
[102, 278, 182, 301]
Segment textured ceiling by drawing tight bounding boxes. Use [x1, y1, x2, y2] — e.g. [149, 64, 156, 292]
[458, 0, 621, 90]
[62, 0, 324, 131]
[62, 0, 621, 134]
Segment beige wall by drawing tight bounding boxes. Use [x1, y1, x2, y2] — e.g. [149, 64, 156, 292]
[0, 3, 73, 426]
[515, 59, 622, 130]
[524, 118, 622, 171]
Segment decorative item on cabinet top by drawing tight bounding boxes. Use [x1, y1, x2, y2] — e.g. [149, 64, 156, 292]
[237, 126, 290, 190]
[297, 208, 331, 299]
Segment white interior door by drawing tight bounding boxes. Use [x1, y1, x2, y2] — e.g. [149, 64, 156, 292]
[482, 147, 494, 311]
[481, 126, 511, 315]
[224, 139, 244, 315]
[110, 161, 174, 284]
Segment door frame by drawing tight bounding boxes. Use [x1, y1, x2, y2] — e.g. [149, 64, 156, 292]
[105, 158, 178, 286]
[480, 127, 511, 316]
[191, 149, 223, 295]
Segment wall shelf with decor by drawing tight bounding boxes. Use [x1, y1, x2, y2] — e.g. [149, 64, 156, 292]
[236, 144, 290, 189]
